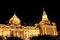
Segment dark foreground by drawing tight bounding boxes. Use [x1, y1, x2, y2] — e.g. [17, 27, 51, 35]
[0, 35, 60, 40]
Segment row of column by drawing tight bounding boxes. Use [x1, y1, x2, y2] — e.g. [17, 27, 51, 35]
[40, 25, 58, 36]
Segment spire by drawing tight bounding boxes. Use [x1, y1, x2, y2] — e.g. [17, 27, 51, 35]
[42, 8, 48, 21]
[14, 11, 16, 17]
[9, 11, 21, 25]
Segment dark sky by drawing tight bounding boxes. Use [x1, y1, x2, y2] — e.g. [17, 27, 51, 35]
[0, 0, 60, 30]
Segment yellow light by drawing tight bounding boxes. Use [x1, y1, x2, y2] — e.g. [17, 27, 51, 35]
[42, 10, 48, 21]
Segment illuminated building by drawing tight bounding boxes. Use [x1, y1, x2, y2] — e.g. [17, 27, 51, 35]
[0, 10, 58, 40]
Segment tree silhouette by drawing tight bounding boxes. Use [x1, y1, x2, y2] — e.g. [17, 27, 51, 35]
[7, 37, 23, 40]
[0, 36, 2, 40]
[30, 35, 53, 40]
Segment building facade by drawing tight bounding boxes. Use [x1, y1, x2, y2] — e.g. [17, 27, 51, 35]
[0, 10, 58, 40]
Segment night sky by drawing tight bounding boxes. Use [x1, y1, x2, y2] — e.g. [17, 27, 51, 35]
[0, 0, 60, 30]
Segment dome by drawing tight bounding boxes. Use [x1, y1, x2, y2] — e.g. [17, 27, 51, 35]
[9, 13, 21, 25]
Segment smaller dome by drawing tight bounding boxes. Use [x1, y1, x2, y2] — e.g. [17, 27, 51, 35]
[9, 13, 21, 25]
[42, 10, 48, 21]
[52, 22, 56, 26]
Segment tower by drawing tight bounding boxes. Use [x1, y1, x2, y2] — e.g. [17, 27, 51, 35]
[39, 8, 58, 36]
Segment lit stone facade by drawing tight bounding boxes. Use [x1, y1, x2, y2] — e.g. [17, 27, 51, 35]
[0, 11, 58, 40]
